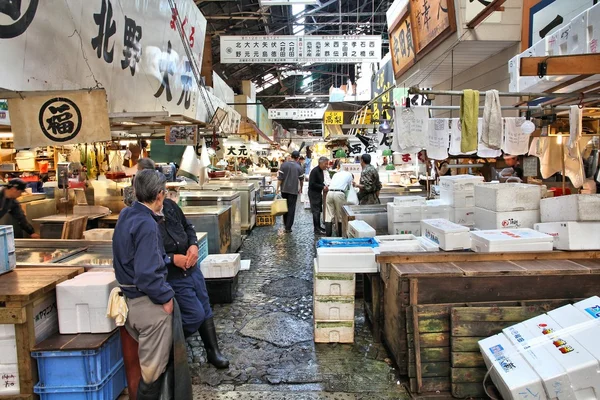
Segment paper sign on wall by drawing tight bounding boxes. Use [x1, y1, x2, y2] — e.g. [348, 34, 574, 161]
[268, 108, 326, 120]
[165, 125, 198, 145]
[324, 111, 344, 125]
[9, 89, 111, 149]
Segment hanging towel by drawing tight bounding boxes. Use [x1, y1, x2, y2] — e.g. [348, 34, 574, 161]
[502, 117, 530, 155]
[392, 106, 429, 153]
[460, 89, 480, 153]
[106, 287, 128, 327]
[450, 118, 476, 156]
[529, 136, 586, 188]
[477, 118, 502, 158]
[482, 90, 502, 149]
[569, 105, 583, 158]
[426, 118, 450, 160]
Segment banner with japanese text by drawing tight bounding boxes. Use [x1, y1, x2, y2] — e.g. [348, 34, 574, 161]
[409, 0, 455, 54]
[389, 13, 416, 78]
[0, 0, 207, 121]
[371, 57, 394, 123]
[9, 89, 111, 149]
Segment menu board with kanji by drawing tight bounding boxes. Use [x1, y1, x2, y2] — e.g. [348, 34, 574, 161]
[409, 0, 455, 54]
[389, 13, 416, 78]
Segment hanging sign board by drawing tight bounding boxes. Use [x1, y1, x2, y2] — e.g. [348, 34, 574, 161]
[220, 35, 382, 64]
[0, 0, 207, 121]
[371, 57, 394, 124]
[0, 100, 9, 126]
[409, 0, 456, 54]
[9, 89, 111, 149]
[389, 13, 416, 79]
[165, 125, 198, 146]
[387, 0, 409, 31]
[324, 111, 344, 125]
[268, 108, 326, 120]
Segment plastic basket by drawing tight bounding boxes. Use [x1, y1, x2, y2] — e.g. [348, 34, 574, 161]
[316, 238, 379, 248]
[256, 213, 275, 227]
[34, 360, 126, 400]
[32, 331, 122, 387]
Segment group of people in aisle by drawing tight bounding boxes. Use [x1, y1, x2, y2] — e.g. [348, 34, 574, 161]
[276, 151, 382, 235]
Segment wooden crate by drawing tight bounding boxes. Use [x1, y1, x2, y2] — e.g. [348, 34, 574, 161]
[0, 267, 83, 400]
[256, 213, 275, 227]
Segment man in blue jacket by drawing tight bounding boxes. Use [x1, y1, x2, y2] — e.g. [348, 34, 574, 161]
[113, 169, 174, 400]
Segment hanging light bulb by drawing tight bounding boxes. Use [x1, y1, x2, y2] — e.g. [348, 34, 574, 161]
[382, 149, 393, 157]
[521, 120, 536, 135]
[379, 110, 391, 134]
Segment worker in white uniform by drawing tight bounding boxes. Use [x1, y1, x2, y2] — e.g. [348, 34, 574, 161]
[324, 166, 354, 237]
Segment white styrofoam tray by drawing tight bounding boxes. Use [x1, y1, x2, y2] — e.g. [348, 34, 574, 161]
[470, 229, 553, 253]
[347, 220, 376, 238]
[316, 247, 378, 273]
[540, 195, 600, 223]
[421, 219, 471, 251]
[439, 175, 484, 192]
[200, 254, 242, 278]
[475, 183, 544, 212]
[534, 222, 600, 250]
[474, 208, 540, 230]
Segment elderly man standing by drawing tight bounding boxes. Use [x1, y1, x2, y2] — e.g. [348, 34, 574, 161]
[113, 170, 174, 400]
[325, 164, 354, 237]
[276, 151, 305, 233]
[357, 154, 382, 205]
[308, 157, 329, 235]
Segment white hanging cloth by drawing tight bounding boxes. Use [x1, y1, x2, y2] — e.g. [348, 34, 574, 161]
[449, 118, 476, 156]
[426, 118, 450, 160]
[392, 106, 429, 154]
[482, 90, 503, 149]
[569, 105, 583, 159]
[529, 136, 586, 188]
[477, 118, 502, 158]
[502, 117, 530, 155]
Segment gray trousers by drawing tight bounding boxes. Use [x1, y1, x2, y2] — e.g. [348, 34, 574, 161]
[325, 191, 346, 223]
[125, 296, 173, 384]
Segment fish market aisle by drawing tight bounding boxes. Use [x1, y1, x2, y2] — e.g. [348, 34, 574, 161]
[190, 205, 406, 399]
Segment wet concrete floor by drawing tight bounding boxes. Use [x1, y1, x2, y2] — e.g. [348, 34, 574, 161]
[189, 202, 407, 400]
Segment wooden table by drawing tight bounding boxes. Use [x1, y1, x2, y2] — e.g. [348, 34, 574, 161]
[375, 251, 600, 398]
[98, 214, 120, 229]
[33, 214, 108, 239]
[0, 267, 83, 400]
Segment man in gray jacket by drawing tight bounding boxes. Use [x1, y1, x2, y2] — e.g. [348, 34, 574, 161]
[276, 151, 305, 233]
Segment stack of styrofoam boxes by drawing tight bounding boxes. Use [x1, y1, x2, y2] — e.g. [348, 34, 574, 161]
[589, 3, 600, 54]
[535, 194, 600, 250]
[56, 271, 118, 334]
[347, 220, 376, 238]
[439, 175, 484, 228]
[421, 219, 471, 251]
[200, 254, 241, 279]
[0, 225, 16, 276]
[474, 183, 543, 230]
[313, 258, 356, 343]
[316, 245, 378, 273]
[470, 229, 554, 253]
[0, 325, 19, 395]
[387, 196, 425, 236]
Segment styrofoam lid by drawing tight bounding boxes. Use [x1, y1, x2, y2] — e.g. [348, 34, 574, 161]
[375, 234, 418, 243]
[348, 220, 375, 232]
[393, 196, 426, 204]
[424, 199, 449, 207]
[470, 229, 554, 244]
[422, 219, 470, 233]
[201, 254, 241, 264]
[440, 175, 484, 182]
[60, 271, 116, 286]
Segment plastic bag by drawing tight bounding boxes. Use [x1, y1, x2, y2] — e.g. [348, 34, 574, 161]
[345, 186, 359, 205]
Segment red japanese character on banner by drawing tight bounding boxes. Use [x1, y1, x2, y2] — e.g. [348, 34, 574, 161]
[170, 8, 178, 30]
[402, 154, 412, 163]
[418, 150, 427, 163]
[181, 16, 188, 30]
[190, 26, 195, 47]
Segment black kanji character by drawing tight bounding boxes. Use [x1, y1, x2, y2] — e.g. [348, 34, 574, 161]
[46, 104, 75, 135]
[91, 0, 116, 63]
[177, 60, 193, 109]
[239, 146, 248, 156]
[121, 16, 142, 75]
[438, 0, 448, 19]
[227, 146, 237, 156]
[154, 41, 175, 102]
[422, 0, 431, 30]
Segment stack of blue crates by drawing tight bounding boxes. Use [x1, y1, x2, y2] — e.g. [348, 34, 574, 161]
[32, 331, 126, 400]
[0, 225, 16, 276]
[198, 234, 209, 264]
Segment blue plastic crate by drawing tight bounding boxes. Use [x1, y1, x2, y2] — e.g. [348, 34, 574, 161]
[0, 225, 15, 276]
[316, 238, 379, 248]
[34, 360, 126, 400]
[198, 237, 209, 264]
[32, 331, 122, 387]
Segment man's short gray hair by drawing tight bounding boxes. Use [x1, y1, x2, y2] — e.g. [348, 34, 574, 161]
[134, 169, 166, 204]
[137, 158, 156, 171]
[318, 156, 329, 164]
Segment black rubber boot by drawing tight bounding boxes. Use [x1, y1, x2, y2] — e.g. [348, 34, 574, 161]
[137, 378, 162, 400]
[325, 222, 333, 237]
[337, 223, 343, 237]
[312, 212, 326, 234]
[199, 317, 230, 369]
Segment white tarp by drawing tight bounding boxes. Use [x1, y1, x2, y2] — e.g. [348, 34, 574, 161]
[0, 0, 207, 120]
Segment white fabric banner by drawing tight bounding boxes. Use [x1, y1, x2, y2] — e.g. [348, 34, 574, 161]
[426, 118, 450, 160]
[9, 89, 111, 149]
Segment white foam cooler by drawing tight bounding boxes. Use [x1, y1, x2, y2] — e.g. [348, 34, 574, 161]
[374, 235, 439, 252]
[200, 254, 241, 278]
[0, 363, 19, 395]
[313, 259, 355, 296]
[475, 183, 543, 212]
[440, 189, 475, 208]
[0, 325, 17, 365]
[588, 3, 600, 54]
[388, 222, 421, 236]
[540, 195, 600, 223]
[314, 295, 354, 321]
[475, 208, 540, 230]
[387, 202, 421, 223]
[347, 220, 376, 238]
[439, 175, 484, 192]
[479, 334, 546, 400]
[421, 219, 471, 251]
[450, 207, 475, 226]
[570, 11, 589, 55]
[422, 200, 451, 220]
[393, 196, 426, 205]
[470, 229, 554, 253]
[56, 271, 118, 334]
[316, 247, 378, 273]
[534, 222, 600, 250]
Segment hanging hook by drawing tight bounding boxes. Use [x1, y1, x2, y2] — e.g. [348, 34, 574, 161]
[578, 93, 584, 109]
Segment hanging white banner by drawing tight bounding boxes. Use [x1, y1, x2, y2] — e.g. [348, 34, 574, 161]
[268, 108, 326, 120]
[220, 35, 382, 64]
[0, 0, 207, 121]
[9, 89, 111, 149]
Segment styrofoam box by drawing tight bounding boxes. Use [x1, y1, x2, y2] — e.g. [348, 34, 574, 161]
[393, 196, 426, 205]
[521, 312, 600, 397]
[570, 11, 589, 55]
[421, 219, 471, 251]
[479, 334, 545, 400]
[548, 303, 600, 364]
[588, 3, 600, 54]
[387, 202, 421, 223]
[439, 175, 484, 192]
[540, 195, 600, 222]
[475, 208, 540, 230]
[33, 294, 58, 344]
[313, 259, 355, 296]
[534, 222, 600, 250]
[503, 323, 575, 400]
[314, 321, 354, 343]
[347, 220, 376, 238]
[57, 272, 117, 334]
[422, 200, 450, 220]
[475, 183, 543, 212]
[440, 189, 475, 208]
[0, 324, 15, 340]
[0, 363, 19, 395]
[0, 337, 17, 365]
[314, 296, 354, 321]
[559, 23, 572, 56]
[200, 254, 241, 279]
[388, 222, 421, 236]
[450, 207, 475, 226]
[316, 247, 377, 273]
[509, 54, 542, 93]
[573, 296, 600, 320]
[470, 229, 553, 253]
[374, 235, 439, 253]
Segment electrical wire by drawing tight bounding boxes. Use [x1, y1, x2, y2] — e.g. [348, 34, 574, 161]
[483, 367, 499, 400]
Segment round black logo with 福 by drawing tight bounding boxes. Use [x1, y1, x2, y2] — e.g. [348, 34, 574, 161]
[38, 97, 82, 142]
